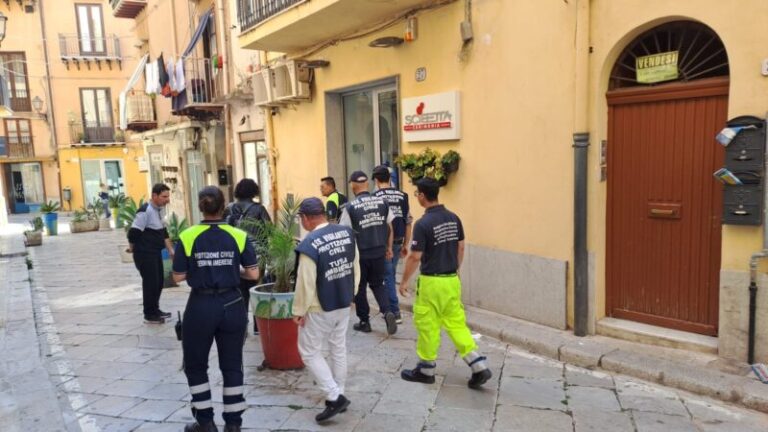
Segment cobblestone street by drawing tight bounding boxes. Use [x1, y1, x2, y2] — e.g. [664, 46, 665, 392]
[0, 220, 767, 431]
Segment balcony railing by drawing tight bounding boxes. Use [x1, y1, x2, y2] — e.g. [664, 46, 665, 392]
[110, 0, 147, 19]
[6, 138, 33, 158]
[59, 34, 122, 69]
[172, 57, 224, 117]
[9, 94, 30, 112]
[238, 0, 306, 32]
[69, 121, 117, 145]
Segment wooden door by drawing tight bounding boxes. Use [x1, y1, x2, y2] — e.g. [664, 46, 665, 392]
[606, 78, 729, 336]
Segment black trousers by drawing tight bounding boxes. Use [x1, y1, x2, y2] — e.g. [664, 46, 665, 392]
[355, 256, 390, 322]
[183, 289, 247, 425]
[133, 252, 163, 318]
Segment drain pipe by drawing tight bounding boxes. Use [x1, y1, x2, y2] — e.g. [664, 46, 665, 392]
[572, 0, 591, 337]
[747, 117, 768, 364]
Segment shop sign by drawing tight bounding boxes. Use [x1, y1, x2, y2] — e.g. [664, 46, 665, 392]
[402, 91, 461, 142]
[636, 51, 679, 84]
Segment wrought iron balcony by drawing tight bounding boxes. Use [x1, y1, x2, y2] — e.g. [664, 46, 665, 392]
[111, 0, 147, 19]
[58, 34, 122, 70]
[237, 0, 433, 52]
[4, 137, 34, 159]
[69, 121, 118, 145]
[172, 57, 225, 119]
[237, 0, 306, 33]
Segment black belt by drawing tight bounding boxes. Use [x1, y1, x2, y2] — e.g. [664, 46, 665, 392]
[421, 272, 457, 277]
[393, 238, 405, 244]
[193, 286, 237, 295]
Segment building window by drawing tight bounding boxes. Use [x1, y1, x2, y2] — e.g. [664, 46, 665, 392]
[79, 88, 114, 143]
[76, 3, 106, 55]
[4, 118, 33, 158]
[0, 53, 31, 112]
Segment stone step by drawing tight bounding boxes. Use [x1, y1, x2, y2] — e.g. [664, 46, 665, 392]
[596, 317, 718, 355]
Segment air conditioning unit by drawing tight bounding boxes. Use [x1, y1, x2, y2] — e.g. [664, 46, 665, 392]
[272, 61, 311, 102]
[252, 68, 279, 107]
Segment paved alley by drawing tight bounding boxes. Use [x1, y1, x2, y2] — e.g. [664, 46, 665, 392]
[1, 220, 767, 431]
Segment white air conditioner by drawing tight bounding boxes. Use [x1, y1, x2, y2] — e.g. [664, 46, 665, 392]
[272, 61, 311, 102]
[252, 68, 277, 107]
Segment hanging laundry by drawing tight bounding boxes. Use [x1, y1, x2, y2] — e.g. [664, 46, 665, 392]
[158, 53, 172, 98]
[175, 57, 186, 94]
[145, 60, 160, 95]
[167, 56, 179, 97]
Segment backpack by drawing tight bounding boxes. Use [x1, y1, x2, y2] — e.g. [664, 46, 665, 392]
[227, 202, 258, 227]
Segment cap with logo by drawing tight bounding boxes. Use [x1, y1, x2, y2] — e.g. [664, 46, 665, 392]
[348, 170, 369, 183]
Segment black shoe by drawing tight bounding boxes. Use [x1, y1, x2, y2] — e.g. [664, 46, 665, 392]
[223, 425, 241, 432]
[353, 321, 371, 333]
[468, 368, 493, 389]
[158, 310, 172, 319]
[315, 394, 350, 423]
[401, 363, 436, 384]
[144, 315, 165, 324]
[394, 311, 403, 324]
[184, 421, 219, 432]
[384, 312, 397, 335]
[253, 320, 259, 335]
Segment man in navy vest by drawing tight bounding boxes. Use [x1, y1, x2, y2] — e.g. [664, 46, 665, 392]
[293, 197, 360, 423]
[372, 165, 412, 324]
[339, 170, 397, 335]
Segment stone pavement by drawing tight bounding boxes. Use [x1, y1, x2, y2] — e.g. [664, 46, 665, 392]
[3, 217, 768, 431]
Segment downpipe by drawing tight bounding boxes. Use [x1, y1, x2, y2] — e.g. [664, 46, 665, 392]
[748, 252, 767, 364]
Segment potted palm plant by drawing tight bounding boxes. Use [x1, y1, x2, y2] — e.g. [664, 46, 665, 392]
[163, 213, 189, 287]
[24, 217, 44, 246]
[108, 193, 127, 229]
[40, 200, 60, 236]
[242, 195, 303, 370]
[70, 201, 100, 233]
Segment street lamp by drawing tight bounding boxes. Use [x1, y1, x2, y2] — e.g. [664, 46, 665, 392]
[0, 12, 8, 47]
[32, 96, 44, 113]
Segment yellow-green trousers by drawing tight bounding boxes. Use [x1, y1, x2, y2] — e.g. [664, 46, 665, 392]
[413, 274, 477, 361]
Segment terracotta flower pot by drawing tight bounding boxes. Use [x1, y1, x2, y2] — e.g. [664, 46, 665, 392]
[250, 283, 303, 370]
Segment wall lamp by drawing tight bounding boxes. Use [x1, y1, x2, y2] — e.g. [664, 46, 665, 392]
[32, 95, 46, 119]
[369, 36, 404, 48]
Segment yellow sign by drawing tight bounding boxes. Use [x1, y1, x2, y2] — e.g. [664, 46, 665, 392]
[636, 51, 679, 84]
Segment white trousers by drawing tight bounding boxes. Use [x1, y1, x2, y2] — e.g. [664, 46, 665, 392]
[297, 307, 350, 401]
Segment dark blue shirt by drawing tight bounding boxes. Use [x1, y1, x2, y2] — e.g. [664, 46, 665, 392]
[411, 205, 464, 274]
[172, 221, 257, 291]
[373, 187, 411, 240]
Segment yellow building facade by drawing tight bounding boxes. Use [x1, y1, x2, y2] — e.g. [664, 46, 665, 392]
[238, 0, 768, 362]
[0, 0, 146, 215]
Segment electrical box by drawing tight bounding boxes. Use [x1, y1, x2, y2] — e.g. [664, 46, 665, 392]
[720, 116, 765, 225]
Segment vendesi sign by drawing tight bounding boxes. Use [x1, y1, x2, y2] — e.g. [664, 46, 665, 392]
[636, 51, 679, 84]
[401, 91, 461, 142]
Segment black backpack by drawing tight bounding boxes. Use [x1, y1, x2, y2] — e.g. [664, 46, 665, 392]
[227, 202, 258, 227]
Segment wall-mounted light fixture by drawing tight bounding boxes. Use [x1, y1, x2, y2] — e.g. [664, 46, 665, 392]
[369, 36, 404, 48]
[32, 96, 46, 119]
[405, 17, 418, 42]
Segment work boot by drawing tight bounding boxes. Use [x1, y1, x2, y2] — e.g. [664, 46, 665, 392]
[468, 369, 493, 389]
[401, 362, 436, 384]
[223, 425, 241, 432]
[315, 394, 350, 423]
[184, 421, 218, 432]
[384, 312, 398, 335]
[144, 315, 165, 324]
[353, 321, 371, 333]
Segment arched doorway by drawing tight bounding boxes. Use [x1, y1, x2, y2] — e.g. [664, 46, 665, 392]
[606, 21, 729, 336]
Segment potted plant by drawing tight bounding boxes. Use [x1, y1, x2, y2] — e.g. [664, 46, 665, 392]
[163, 213, 189, 287]
[40, 200, 60, 236]
[24, 217, 44, 246]
[70, 202, 99, 233]
[243, 195, 304, 370]
[117, 196, 145, 263]
[108, 193, 127, 229]
[396, 148, 461, 186]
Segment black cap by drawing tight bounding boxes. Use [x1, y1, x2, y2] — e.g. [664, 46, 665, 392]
[372, 165, 389, 176]
[349, 170, 368, 183]
[298, 197, 325, 216]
